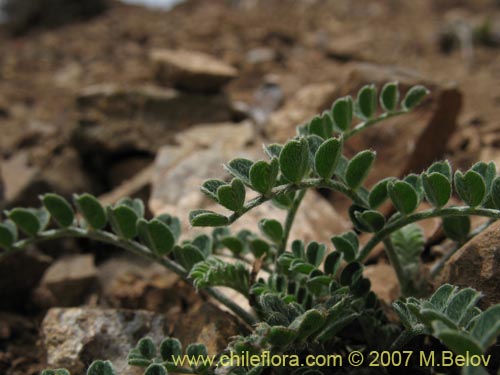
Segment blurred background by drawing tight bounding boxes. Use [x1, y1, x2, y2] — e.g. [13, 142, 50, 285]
[0, 1, 500, 374]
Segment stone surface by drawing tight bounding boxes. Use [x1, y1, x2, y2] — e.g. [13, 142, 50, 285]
[151, 49, 238, 93]
[0, 249, 52, 310]
[74, 84, 234, 156]
[97, 255, 198, 313]
[42, 308, 169, 375]
[439, 220, 500, 308]
[39, 254, 98, 307]
[149, 121, 259, 217]
[363, 262, 400, 304]
[173, 302, 247, 355]
[265, 82, 338, 143]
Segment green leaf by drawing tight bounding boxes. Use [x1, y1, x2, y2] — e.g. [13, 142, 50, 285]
[74, 194, 107, 230]
[432, 322, 483, 357]
[200, 179, 226, 200]
[87, 360, 115, 375]
[309, 112, 333, 139]
[305, 241, 326, 267]
[160, 337, 182, 361]
[0, 220, 17, 249]
[422, 172, 451, 207]
[250, 238, 270, 258]
[388, 181, 419, 214]
[442, 215, 470, 243]
[314, 137, 343, 180]
[186, 343, 208, 367]
[173, 244, 205, 271]
[368, 177, 395, 209]
[137, 219, 175, 256]
[279, 138, 310, 184]
[190, 258, 250, 296]
[340, 262, 362, 286]
[7, 208, 41, 236]
[345, 150, 376, 190]
[192, 234, 213, 258]
[41, 370, 71, 375]
[331, 235, 356, 262]
[288, 309, 326, 341]
[331, 96, 353, 131]
[427, 160, 452, 181]
[391, 224, 424, 274]
[356, 84, 377, 119]
[491, 176, 500, 209]
[454, 170, 486, 207]
[263, 143, 283, 159]
[221, 236, 244, 254]
[471, 305, 500, 350]
[380, 81, 399, 112]
[41, 194, 74, 227]
[259, 219, 283, 243]
[108, 205, 138, 239]
[306, 135, 324, 165]
[471, 161, 496, 193]
[324, 251, 342, 276]
[144, 364, 167, 375]
[356, 210, 386, 232]
[249, 158, 279, 196]
[402, 85, 429, 110]
[266, 326, 297, 348]
[189, 210, 229, 227]
[224, 158, 254, 185]
[217, 178, 246, 212]
[117, 197, 145, 218]
[445, 288, 481, 325]
[137, 337, 156, 360]
[429, 284, 457, 311]
[291, 239, 305, 259]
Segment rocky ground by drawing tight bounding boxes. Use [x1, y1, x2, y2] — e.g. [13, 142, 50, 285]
[1, 0, 500, 374]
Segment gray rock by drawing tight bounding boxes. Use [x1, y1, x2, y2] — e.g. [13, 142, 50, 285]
[151, 49, 238, 93]
[439, 220, 500, 308]
[42, 308, 169, 375]
[39, 254, 98, 307]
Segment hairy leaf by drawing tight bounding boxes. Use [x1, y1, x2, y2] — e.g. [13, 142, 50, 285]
[422, 172, 451, 207]
[160, 337, 182, 361]
[388, 181, 418, 214]
[224, 158, 254, 185]
[0, 220, 17, 249]
[41, 193, 74, 227]
[87, 361, 115, 375]
[314, 137, 343, 179]
[442, 215, 470, 243]
[454, 170, 486, 207]
[189, 210, 228, 227]
[356, 84, 377, 119]
[74, 193, 107, 230]
[345, 150, 376, 190]
[368, 177, 395, 209]
[380, 81, 399, 112]
[332, 96, 353, 131]
[190, 258, 250, 296]
[217, 178, 246, 212]
[250, 158, 279, 196]
[279, 138, 310, 184]
[402, 85, 429, 110]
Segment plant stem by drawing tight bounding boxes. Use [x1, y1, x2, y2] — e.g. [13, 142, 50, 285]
[279, 189, 306, 255]
[357, 207, 500, 262]
[382, 237, 410, 295]
[8, 227, 257, 326]
[344, 110, 408, 140]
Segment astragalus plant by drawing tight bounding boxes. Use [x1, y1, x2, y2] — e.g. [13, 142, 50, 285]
[1, 82, 500, 375]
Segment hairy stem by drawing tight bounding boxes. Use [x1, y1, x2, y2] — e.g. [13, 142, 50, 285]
[344, 110, 408, 140]
[357, 207, 500, 262]
[8, 227, 257, 326]
[279, 189, 306, 255]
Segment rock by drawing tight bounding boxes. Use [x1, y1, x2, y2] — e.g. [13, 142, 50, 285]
[0, 249, 51, 310]
[42, 308, 169, 375]
[265, 82, 338, 142]
[74, 84, 233, 156]
[363, 262, 399, 304]
[38, 255, 98, 307]
[1, 149, 92, 209]
[173, 302, 247, 355]
[97, 255, 198, 313]
[245, 47, 278, 65]
[151, 49, 238, 93]
[2, 0, 108, 34]
[324, 32, 372, 62]
[149, 121, 259, 216]
[439, 220, 500, 308]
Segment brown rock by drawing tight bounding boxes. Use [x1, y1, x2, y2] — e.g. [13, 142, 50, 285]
[0, 249, 51, 310]
[173, 302, 247, 355]
[363, 262, 400, 304]
[39, 254, 98, 307]
[74, 84, 234, 156]
[42, 308, 169, 375]
[98, 255, 197, 313]
[151, 49, 238, 93]
[439, 220, 500, 308]
[265, 82, 338, 143]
